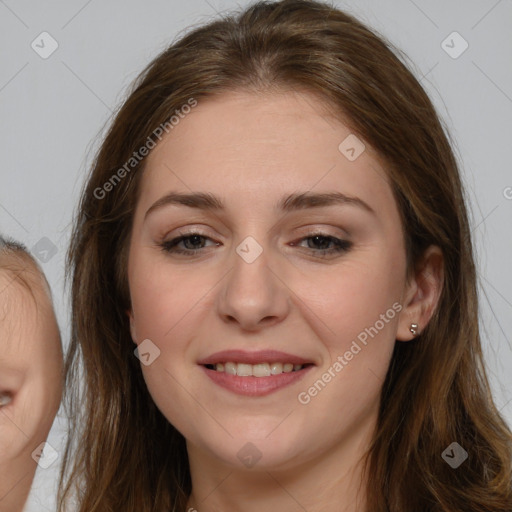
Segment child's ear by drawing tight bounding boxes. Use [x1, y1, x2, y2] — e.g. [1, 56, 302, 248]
[127, 310, 137, 344]
[396, 245, 444, 341]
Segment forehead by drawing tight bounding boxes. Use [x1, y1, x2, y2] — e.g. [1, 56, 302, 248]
[0, 268, 53, 353]
[139, 89, 396, 219]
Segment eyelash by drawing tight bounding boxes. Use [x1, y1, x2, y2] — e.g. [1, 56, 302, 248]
[159, 231, 352, 258]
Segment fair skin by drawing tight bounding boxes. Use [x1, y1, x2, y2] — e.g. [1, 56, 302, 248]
[127, 89, 443, 511]
[0, 263, 62, 512]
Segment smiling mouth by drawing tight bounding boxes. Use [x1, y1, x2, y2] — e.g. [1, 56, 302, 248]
[203, 362, 313, 377]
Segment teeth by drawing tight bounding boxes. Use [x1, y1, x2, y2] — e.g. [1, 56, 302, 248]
[225, 362, 237, 375]
[270, 362, 283, 375]
[253, 363, 271, 377]
[237, 363, 252, 377]
[213, 362, 305, 376]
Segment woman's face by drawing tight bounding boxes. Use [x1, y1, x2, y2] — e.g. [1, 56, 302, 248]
[127, 90, 421, 471]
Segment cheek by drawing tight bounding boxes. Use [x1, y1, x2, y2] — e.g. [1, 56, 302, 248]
[129, 263, 206, 438]
[305, 247, 405, 353]
[295, 262, 402, 429]
[0, 380, 53, 463]
[294, 251, 404, 422]
[129, 258, 210, 344]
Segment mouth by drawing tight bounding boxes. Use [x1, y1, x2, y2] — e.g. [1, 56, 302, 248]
[198, 349, 315, 396]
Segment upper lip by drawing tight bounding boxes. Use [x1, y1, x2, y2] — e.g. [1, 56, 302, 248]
[197, 349, 314, 366]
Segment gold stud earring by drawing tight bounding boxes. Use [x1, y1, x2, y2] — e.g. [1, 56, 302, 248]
[409, 323, 419, 336]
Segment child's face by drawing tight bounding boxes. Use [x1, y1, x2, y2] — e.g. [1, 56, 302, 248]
[0, 267, 62, 507]
[127, 89, 440, 473]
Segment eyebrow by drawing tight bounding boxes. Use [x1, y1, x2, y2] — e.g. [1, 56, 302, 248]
[144, 190, 375, 220]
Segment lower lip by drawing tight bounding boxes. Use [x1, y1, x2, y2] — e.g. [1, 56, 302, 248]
[200, 365, 313, 397]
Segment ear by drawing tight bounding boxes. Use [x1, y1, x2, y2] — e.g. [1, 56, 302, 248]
[396, 245, 444, 341]
[127, 309, 137, 345]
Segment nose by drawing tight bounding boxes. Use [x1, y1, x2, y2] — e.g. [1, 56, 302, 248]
[215, 241, 291, 332]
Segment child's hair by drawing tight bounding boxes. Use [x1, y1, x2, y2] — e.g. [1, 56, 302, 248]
[61, 1, 512, 511]
[0, 235, 54, 308]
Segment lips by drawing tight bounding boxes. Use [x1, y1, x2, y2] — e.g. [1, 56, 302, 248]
[198, 349, 315, 396]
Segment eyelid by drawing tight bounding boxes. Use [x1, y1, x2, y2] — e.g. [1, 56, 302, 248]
[160, 225, 216, 241]
[165, 222, 349, 238]
[292, 223, 350, 237]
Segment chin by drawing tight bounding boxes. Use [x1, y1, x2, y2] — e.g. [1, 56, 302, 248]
[192, 423, 312, 472]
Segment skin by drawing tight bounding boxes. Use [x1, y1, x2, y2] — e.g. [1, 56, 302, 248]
[0, 262, 63, 512]
[127, 89, 443, 512]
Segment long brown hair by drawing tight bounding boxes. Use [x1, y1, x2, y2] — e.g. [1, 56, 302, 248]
[60, 1, 512, 510]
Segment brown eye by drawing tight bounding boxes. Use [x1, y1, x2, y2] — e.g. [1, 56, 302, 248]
[159, 231, 219, 255]
[291, 233, 353, 258]
[0, 392, 13, 407]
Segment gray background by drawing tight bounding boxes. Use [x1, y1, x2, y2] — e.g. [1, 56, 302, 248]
[0, 1, 510, 510]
